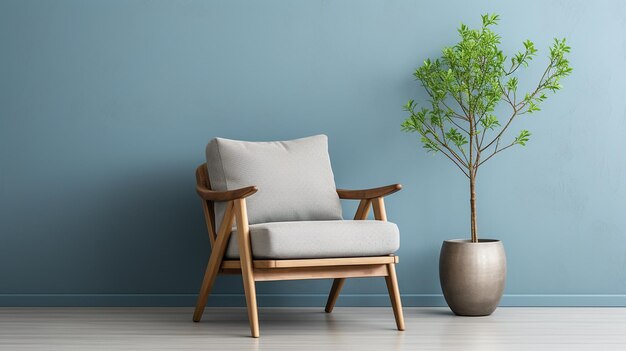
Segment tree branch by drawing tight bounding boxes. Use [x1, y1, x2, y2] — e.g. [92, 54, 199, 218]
[440, 100, 469, 121]
[478, 140, 516, 166]
[515, 59, 555, 111]
[498, 80, 516, 110]
[449, 118, 471, 136]
[416, 113, 469, 169]
[435, 146, 471, 178]
[480, 102, 517, 152]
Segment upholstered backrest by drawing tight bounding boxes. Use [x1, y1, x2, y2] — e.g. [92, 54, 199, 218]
[206, 135, 343, 225]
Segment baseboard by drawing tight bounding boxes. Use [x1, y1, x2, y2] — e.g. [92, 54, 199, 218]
[1, 294, 625, 307]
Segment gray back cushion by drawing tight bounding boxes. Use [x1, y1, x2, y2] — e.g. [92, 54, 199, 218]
[206, 135, 343, 225]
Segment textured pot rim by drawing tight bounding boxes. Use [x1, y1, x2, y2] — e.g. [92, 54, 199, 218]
[444, 239, 502, 244]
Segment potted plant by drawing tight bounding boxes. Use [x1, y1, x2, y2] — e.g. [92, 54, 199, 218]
[402, 14, 572, 316]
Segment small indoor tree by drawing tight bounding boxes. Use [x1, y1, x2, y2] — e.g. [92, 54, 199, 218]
[402, 14, 572, 243]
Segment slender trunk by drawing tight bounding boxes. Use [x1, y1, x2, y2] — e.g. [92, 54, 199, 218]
[470, 172, 478, 243]
[468, 110, 478, 243]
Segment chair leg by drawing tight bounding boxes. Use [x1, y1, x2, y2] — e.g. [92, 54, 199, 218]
[385, 263, 405, 331]
[325, 278, 345, 313]
[234, 199, 260, 338]
[192, 256, 221, 322]
[192, 202, 235, 322]
[241, 262, 259, 338]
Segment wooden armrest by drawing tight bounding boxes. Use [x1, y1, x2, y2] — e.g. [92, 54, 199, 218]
[336, 184, 402, 200]
[196, 185, 258, 202]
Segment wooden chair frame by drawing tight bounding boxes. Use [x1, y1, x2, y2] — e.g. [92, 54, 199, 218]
[192, 163, 405, 337]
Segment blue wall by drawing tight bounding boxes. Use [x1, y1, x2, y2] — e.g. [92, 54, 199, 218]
[1, 0, 625, 307]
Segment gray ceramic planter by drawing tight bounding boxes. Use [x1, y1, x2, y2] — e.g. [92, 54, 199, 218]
[439, 239, 506, 316]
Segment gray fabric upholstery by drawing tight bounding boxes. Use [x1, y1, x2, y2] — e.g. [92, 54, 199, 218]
[206, 135, 343, 225]
[224, 220, 400, 259]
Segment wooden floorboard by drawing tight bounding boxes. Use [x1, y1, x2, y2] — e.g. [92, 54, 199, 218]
[1, 307, 626, 350]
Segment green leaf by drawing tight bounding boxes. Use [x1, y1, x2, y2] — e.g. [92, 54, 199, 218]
[514, 130, 531, 146]
[481, 13, 500, 27]
[404, 99, 415, 111]
[445, 128, 468, 147]
[480, 114, 501, 130]
[506, 77, 518, 91]
[421, 136, 439, 153]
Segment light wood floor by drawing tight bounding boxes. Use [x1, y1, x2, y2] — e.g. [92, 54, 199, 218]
[1, 307, 626, 350]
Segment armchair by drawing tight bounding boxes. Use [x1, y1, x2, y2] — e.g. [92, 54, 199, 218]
[192, 135, 404, 337]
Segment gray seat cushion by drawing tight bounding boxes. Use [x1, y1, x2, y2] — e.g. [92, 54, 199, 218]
[224, 220, 400, 259]
[206, 135, 343, 225]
